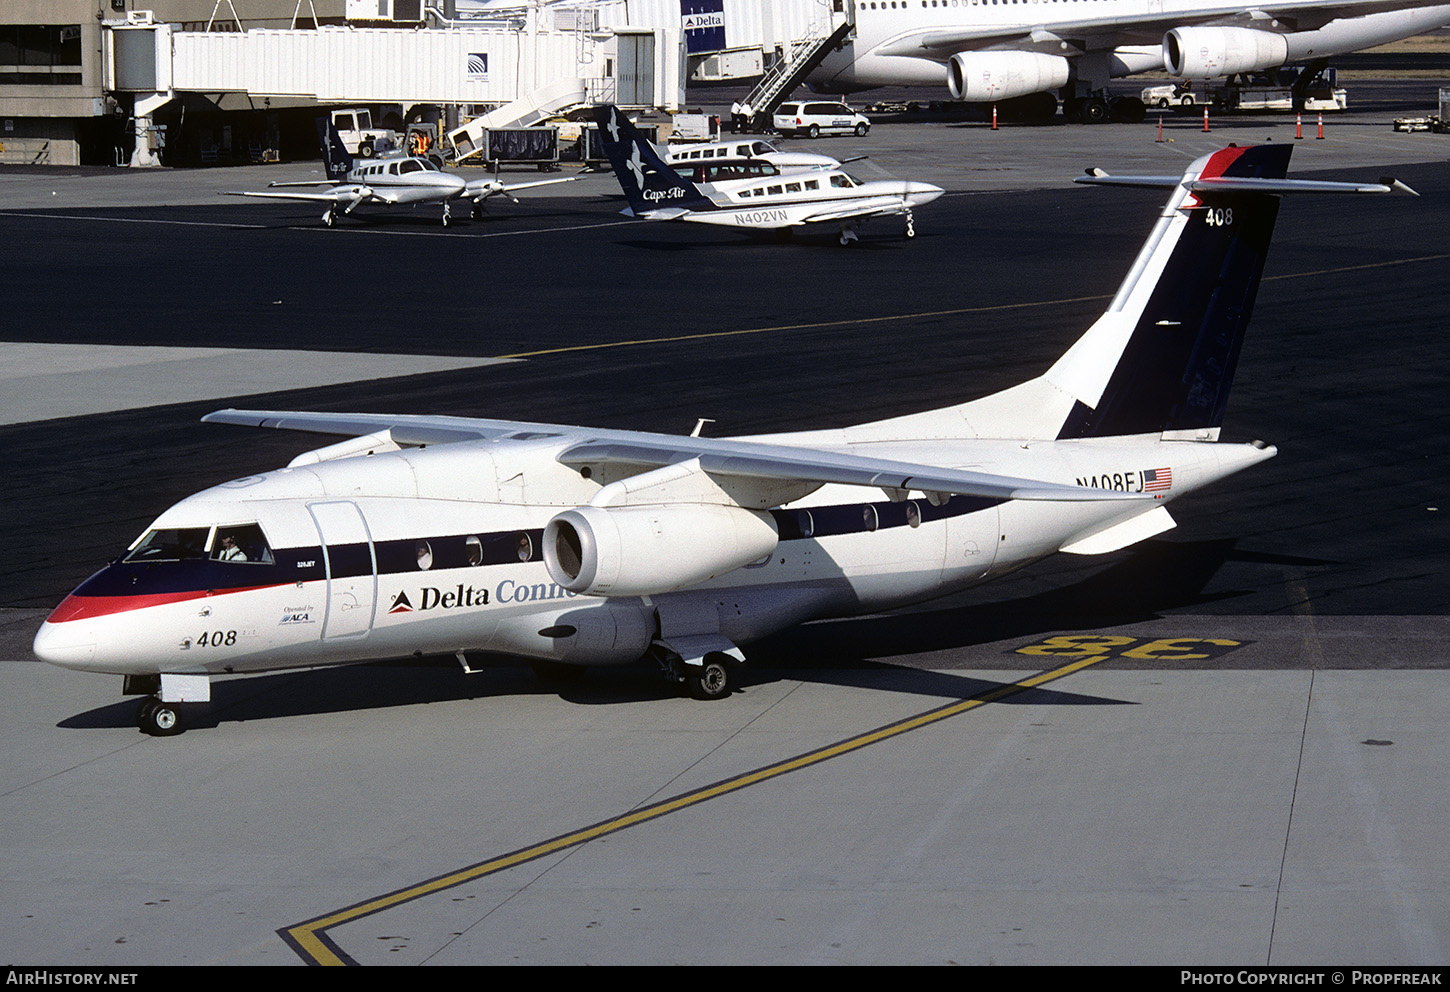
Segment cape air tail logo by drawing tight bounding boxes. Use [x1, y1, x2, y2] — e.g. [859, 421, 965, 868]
[388, 591, 414, 614]
[626, 141, 650, 189]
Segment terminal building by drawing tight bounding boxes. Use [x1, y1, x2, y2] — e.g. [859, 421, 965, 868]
[0, 1, 843, 166]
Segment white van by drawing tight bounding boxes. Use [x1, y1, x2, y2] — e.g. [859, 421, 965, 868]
[772, 102, 870, 139]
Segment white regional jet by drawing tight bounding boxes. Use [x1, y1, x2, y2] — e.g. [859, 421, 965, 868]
[596, 105, 942, 243]
[228, 121, 575, 227]
[34, 145, 1409, 736]
[810, 0, 1450, 122]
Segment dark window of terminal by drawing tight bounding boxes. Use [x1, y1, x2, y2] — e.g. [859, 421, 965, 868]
[0, 25, 83, 66]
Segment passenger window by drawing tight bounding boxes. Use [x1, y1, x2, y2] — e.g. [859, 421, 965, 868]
[517, 532, 533, 562]
[466, 536, 483, 566]
[213, 523, 274, 564]
[767, 185, 782, 195]
[785, 182, 801, 193]
[415, 541, 433, 570]
[805, 179, 819, 190]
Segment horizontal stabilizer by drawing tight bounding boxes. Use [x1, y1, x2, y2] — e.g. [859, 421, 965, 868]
[1075, 171, 1416, 196]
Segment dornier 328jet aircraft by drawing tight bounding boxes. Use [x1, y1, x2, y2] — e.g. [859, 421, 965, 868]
[35, 145, 1410, 736]
[227, 120, 576, 227]
[595, 105, 942, 244]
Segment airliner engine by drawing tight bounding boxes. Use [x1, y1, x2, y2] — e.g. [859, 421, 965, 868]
[543, 504, 779, 598]
[1164, 26, 1290, 78]
[947, 51, 1070, 102]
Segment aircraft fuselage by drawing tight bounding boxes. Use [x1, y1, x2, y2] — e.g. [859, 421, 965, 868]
[33, 429, 1265, 679]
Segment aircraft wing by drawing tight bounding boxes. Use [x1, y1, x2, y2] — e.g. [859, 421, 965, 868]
[225, 184, 379, 208]
[464, 176, 580, 200]
[794, 196, 915, 225]
[875, 0, 1450, 55]
[201, 408, 1142, 503]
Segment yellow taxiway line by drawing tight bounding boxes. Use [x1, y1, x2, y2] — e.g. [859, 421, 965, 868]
[279, 653, 1112, 965]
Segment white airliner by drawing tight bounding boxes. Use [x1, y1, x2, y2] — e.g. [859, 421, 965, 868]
[809, 0, 1450, 122]
[597, 106, 942, 243]
[34, 144, 1409, 735]
[228, 121, 576, 227]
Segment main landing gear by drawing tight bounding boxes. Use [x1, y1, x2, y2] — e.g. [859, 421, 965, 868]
[1064, 95, 1147, 124]
[647, 643, 740, 700]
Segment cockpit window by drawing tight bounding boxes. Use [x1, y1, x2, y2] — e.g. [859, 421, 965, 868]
[124, 527, 210, 563]
[211, 523, 275, 564]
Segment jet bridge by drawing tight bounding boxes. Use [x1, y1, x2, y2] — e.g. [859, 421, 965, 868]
[103, 10, 682, 165]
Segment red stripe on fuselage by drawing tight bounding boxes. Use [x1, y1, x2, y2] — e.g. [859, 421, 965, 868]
[46, 584, 288, 623]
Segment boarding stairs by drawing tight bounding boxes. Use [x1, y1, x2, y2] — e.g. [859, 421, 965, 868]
[741, 16, 854, 124]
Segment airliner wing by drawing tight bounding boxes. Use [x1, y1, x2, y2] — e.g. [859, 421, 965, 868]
[876, 0, 1450, 56]
[201, 408, 1140, 503]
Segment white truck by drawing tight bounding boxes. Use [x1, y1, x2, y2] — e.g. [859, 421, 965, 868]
[329, 108, 399, 158]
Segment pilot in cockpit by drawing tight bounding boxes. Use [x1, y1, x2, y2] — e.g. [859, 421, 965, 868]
[217, 533, 248, 562]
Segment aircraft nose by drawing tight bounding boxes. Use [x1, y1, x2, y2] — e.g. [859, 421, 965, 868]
[32, 618, 96, 670]
[906, 182, 945, 203]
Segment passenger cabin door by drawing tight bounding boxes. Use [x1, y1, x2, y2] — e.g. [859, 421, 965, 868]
[308, 500, 377, 640]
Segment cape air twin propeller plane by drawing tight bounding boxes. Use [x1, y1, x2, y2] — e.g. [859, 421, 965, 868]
[36, 145, 1410, 736]
[227, 120, 576, 227]
[595, 105, 942, 244]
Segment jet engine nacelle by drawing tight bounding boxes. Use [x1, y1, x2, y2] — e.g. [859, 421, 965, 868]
[543, 503, 780, 598]
[947, 52, 1070, 102]
[1163, 26, 1290, 79]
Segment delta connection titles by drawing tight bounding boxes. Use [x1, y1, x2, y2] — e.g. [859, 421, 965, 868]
[1182, 973, 1443, 986]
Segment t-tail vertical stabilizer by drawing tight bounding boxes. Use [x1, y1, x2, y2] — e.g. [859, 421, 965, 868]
[1049, 144, 1290, 441]
[593, 105, 719, 219]
[860, 145, 1409, 445]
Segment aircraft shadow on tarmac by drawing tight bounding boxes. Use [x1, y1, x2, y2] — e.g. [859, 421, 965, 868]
[54, 537, 1333, 734]
[750, 536, 1336, 668]
[56, 652, 1131, 734]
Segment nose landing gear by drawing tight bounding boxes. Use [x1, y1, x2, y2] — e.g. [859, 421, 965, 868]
[136, 697, 185, 737]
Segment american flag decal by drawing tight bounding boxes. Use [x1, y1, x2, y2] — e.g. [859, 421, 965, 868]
[1143, 467, 1172, 492]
